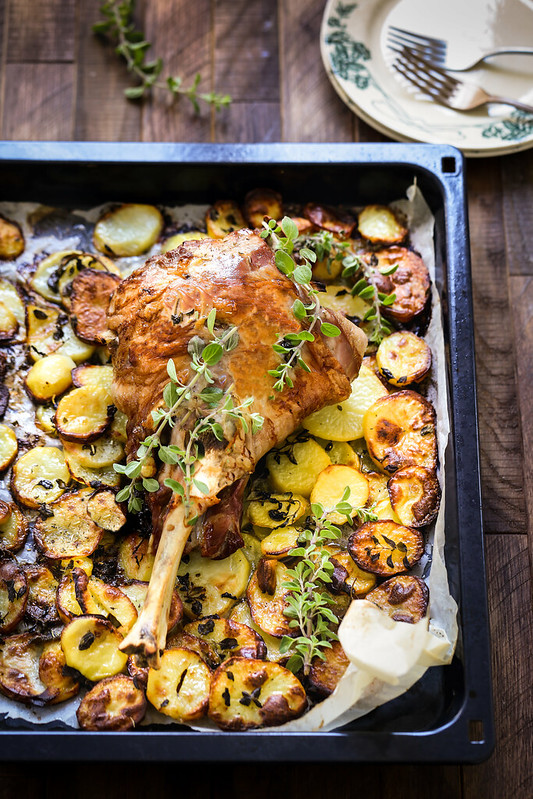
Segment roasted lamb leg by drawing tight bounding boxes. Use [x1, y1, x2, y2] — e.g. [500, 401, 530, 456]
[107, 229, 366, 664]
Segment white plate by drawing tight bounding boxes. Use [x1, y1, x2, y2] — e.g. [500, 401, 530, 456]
[320, 0, 533, 157]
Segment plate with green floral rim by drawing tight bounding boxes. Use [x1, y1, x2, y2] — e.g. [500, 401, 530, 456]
[320, 0, 533, 157]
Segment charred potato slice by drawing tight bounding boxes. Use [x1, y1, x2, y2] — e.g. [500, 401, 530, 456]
[55, 386, 114, 442]
[26, 304, 95, 364]
[366, 469, 400, 522]
[0, 278, 25, 329]
[260, 526, 300, 558]
[230, 601, 285, 663]
[118, 533, 154, 581]
[310, 464, 369, 523]
[33, 490, 103, 559]
[70, 268, 122, 344]
[11, 446, 70, 507]
[368, 248, 430, 323]
[0, 555, 28, 632]
[30, 250, 83, 303]
[348, 520, 424, 576]
[77, 674, 146, 730]
[71, 570, 137, 635]
[317, 285, 371, 320]
[39, 639, 79, 704]
[357, 204, 407, 244]
[205, 200, 246, 238]
[363, 390, 438, 474]
[208, 657, 306, 731]
[267, 435, 331, 497]
[247, 492, 309, 529]
[185, 617, 267, 664]
[25, 353, 76, 402]
[72, 363, 114, 389]
[0, 633, 46, 703]
[61, 435, 124, 471]
[246, 559, 292, 638]
[0, 302, 18, 341]
[64, 448, 121, 489]
[0, 215, 24, 259]
[24, 565, 60, 625]
[308, 640, 350, 698]
[119, 580, 182, 633]
[146, 648, 211, 721]
[388, 465, 441, 528]
[176, 548, 250, 619]
[303, 203, 355, 238]
[303, 365, 388, 442]
[61, 615, 128, 681]
[243, 188, 283, 229]
[57, 253, 119, 310]
[326, 548, 377, 597]
[166, 631, 219, 669]
[366, 574, 429, 623]
[56, 572, 84, 623]
[161, 230, 209, 252]
[93, 203, 164, 257]
[376, 331, 432, 387]
[86, 489, 126, 530]
[0, 423, 18, 470]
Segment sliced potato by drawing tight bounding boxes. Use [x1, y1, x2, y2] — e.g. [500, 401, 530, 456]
[147, 648, 211, 721]
[206, 200, 246, 238]
[70, 268, 121, 343]
[72, 570, 137, 635]
[35, 404, 57, 435]
[317, 284, 371, 321]
[0, 215, 24, 259]
[119, 580, 182, 633]
[56, 572, 84, 623]
[357, 204, 407, 244]
[72, 363, 114, 390]
[367, 574, 429, 624]
[33, 490, 102, 559]
[0, 555, 28, 632]
[39, 639, 79, 704]
[77, 674, 146, 730]
[166, 631, 219, 669]
[64, 448, 122, 489]
[0, 278, 25, 327]
[110, 409, 128, 443]
[0, 423, 18, 470]
[61, 615, 128, 681]
[267, 434, 331, 497]
[11, 446, 70, 507]
[303, 364, 388, 442]
[25, 353, 76, 402]
[348, 520, 424, 576]
[61, 435, 124, 470]
[229, 601, 285, 663]
[260, 526, 300, 558]
[366, 469, 400, 522]
[388, 465, 441, 528]
[86, 489, 126, 530]
[367, 247, 430, 323]
[317, 439, 358, 467]
[26, 304, 95, 364]
[161, 231, 209, 252]
[376, 331, 432, 387]
[243, 188, 283, 229]
[312, 248, 344, 282]
[60, 556, 93, 576]
[176, 548, 250, 619]
[94, 203, 164, 257]
[310, 464, 369, 523]
[240, 532, 263, 569]
[303, 203, 355, 238]
[363, 390, 438, 474]
[184, 617, 266, 664]
[291, 216, 315, 236]
[55, 386, 114, 442]
[247, 492, 308, 529]
[308, 640, 349, 698]
[118, 533, 154, 581]
[30, 250, 116, 304]
[325, 547, 377, 597]
[24, 565, 60, 626]
[246, 559, 292, 638]
[57, 253, 119, 310]
[0, 633, 46, 703]
[208, 657, 306, 731]
[0, 302, 18, 341]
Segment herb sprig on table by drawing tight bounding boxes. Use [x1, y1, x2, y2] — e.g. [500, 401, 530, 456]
[94, 0, 231, 111]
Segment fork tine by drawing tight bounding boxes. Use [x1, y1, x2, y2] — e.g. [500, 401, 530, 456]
[401, 49, 459, 93]
[387, 32, 443, 58]
[388, 26, 447, 52]
[391, 57, 442, 100]
[392, 52, 457, 103]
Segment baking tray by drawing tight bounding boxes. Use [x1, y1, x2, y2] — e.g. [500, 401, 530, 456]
[0, 141, 493, 763]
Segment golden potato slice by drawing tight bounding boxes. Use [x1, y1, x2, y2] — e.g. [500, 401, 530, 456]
[0, 633, 46, 703]
[93, 203, 164, 257]
[33, 490, 102, 559]
[388, 465, 441, 528]
[118, 533, 154, 581]
[60, 556, 93, 576]
[247, 492, 309, 529]
[61, 435, 124, 471]
[348, 520, 424, 576]
[208, 657, 306, 731]
[0, 500, 10, 524]
[267, 434, 331, 497]
[63, 448, 121, 489]
[312, 248, 345, 282]
[240, 532, 263, 569]
[357, 204, 407, 244]
[206, 200, 246, 238]
[72, 570, 137, 635]
[61, 615, 128, 681]
[55, 386, 114, 443]
[147, 648, 211, 721]
[24, 565, 59, 626]
[318, 286, 371, 322]
[11, 446, 70, 507]
[303, 203, 355, 238]
[318, 439, 358, 467]
[310, 464, 369, 523]
[363, 390, 438, 474]
[110, 409, 128, 443]
[303, 365, 389, 442]
[26, 304, 95, 364]
[368, 247, 430, 323]
[291, 216, 315, 236]
[185, 617, 267, 664]
[35, 404, 57, 435]
[70, 268, 121, 344]
[367, 574, 429, 624]
[86, 488, 126, 530]
[77, 674, 146, 730]
[25, 353, 76, 402]
[161, 230, 209, 252]
[246, 559, 292, 638]
[260, 526, 300, 558]
[0, 555, 28, 633]
[119, 580, 182, 633]
[39, 639, 79, 704]
[366, 470, 400, 522]
[243, 188, 283, 229]
[176, 548, 250, 619]
[31, 250, 83, 303]
[0, 215, 24, 259]
[376, 331, 432, 387]
[0, 423, 17, 470]
[325, 547, 377, 598]
[72, 363, 114, 390]
[56, 572, 83, 623]
[57, 253, 119, 310]
[229, 601, 285, 663]
[0, 278, 24, 326]
[308, 640, 350, 698]
[0, 302, 18, 341]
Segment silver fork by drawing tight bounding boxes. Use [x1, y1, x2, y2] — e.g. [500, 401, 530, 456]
[391, 49, 533, 114]
[388, 26, 533, 71]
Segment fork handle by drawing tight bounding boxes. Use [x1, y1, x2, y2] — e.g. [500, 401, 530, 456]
[485, 95, 533, 114]
[482, 46, 533, 61]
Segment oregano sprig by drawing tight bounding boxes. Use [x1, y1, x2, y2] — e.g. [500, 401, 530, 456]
[342, 253, 398, 344]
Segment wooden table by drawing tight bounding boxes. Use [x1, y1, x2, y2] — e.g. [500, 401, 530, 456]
[0, 1, 531, 796]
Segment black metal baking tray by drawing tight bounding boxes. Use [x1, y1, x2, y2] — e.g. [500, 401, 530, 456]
[0, 141, 493, 763]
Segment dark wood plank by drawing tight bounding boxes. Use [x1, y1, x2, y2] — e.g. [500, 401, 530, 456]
[463, 534, 533, 799]
[382, 765, 462, 798]
[467, 161, 526, 533]
[502, 150, 533, 276]
[279, 0, 353, 142]
[1, 63, 75, 140]
[6, 0, 75, 63]
[214, 101, 281, 143]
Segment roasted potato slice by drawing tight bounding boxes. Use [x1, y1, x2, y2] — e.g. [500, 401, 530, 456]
[363, 390, 438, 474]
[77, 674, 146, 730]
[208, 657, 306, 731]
[146, 648, 211, 721]
[166, 631, 219, 669]
[312, 247, 345, 282]
[56, 572, 84, 623]
[348, 520, 424, 576]
[229, 601, 285, 663]
[267, 434, 331, 497]
[33, 490, 103, 559]
[317, 284, 371, 321]
[0, 215, 24, 259]
[325, 547, 377, 597]
[0, 423, 18, 470]
[376, 331, 432, 387]
[303, 203, 355, 238]
[317, 439, 358, 467]
[11, 445, 70, 507]
[246, 559, 292, 638]
[61, 615, 128, 681]
[39, 639, 79, 704]
[310, 464, 369, 523]
[366, 469, 400, 522]
[61, 435, 124, 471]
[70, 268, 122, 344]
[161, 230, 209, 252]
[243, 188, 283, 229]
[30, 250, 117, 304]
[367, 247, 430, 323]
[205, 200, 246, 238]
[308, 640, 350, 698]
[357, 204, 407, 244]
[366, 574, 429, 623]
[26, 304, 95, 364]
[64, 448, 122, 489]
[24, 565, 59, 626]
[184, 617, 267, 664]
[0, 634, 46, 703]
[0, 302, 18, 341]
[69, 569, 137, 635]
[260, 526, 300, 558]
[247, 492, 309, 529]
[303, 364, 388, 442]
[25, 353, 76, 402]
[86, 488, 126, 530]
[240, 532, 263, 568]
[118, 533, 154, 581]
[93, 203, 164, 257]
[119, 579, 182, 633]
[35, 404, 57, 435]
[388, 465, 441, 528]
[71, 363, 114, 390]
[0, 554, 28, 632]
[290, 216, 315, 236]
[55, 385, 114, 443]
[0, 278, 24, 329]
[176, 548, 250, 619]
[57, 253, 119, 310]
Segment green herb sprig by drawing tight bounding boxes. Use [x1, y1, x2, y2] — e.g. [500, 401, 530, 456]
[93, 1, 231, 111]
[342, 253, 398, 344]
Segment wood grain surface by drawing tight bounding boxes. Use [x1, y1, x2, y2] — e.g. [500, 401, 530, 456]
[0, 1, 531, 797]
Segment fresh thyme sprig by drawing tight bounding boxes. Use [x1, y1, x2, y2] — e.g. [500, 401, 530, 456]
[342, 253, 398, 344]
[114, 310, 263, 519]
[279, 489, 378, 675]
[93, 0, 231, 111]
[260, 217, 341, 392]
